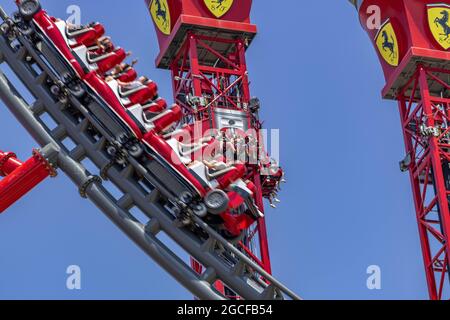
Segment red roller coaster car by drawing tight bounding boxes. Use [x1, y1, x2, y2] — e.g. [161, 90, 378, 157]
[14, 0, 263, 239]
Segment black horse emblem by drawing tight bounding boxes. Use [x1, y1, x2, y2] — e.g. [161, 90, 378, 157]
[212, 0, 226, 9]
[154, 0, 169, 30]
[435, 10, 450, 42]
[381, 30, 397, 60]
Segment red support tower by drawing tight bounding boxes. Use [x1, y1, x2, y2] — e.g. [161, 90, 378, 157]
[146, 0, 277, 284]
[350, 0, 450, 299]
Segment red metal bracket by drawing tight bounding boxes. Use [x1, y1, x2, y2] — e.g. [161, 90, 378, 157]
[0, 149, 56, 213]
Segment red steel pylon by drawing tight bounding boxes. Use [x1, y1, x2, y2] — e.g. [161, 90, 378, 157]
[349, 0, 450, 299]
[397, 66, 450, 299]
[146, 1, 275, 296]
[168, 33, 272, 273]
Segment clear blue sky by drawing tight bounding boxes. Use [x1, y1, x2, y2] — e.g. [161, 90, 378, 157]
[0, 0, 429, 299]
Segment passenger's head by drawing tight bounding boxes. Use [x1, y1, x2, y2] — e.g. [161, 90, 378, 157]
[98, 37, 113, 51]
[138, 76, 148, 83]
[104, 41, 113, 51]
[98, 36, 109, 44]
[113, 65, 123, 73]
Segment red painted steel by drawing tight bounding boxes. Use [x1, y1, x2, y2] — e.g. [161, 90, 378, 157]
[147, 0, 275, 297]
[0, 150, 55, 213]
[396, 65, 450, 299]
[169, 33, 272, 272]
[144, 0, 256, 68]
[355, 0, 450, 84]
[353, 0, 450, 299]
[0, 151, 22, 176]
[172, 32, 273, 295]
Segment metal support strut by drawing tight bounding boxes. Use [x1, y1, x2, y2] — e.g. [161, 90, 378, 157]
[0, 6, 300, 300]
[398, 65, 450, 300]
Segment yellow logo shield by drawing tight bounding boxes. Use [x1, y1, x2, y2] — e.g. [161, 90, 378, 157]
[150, 0, 171, 35]
[374, 20, 399, 67]
[428, 4, 450, 50]
[204, 0, 234, 18]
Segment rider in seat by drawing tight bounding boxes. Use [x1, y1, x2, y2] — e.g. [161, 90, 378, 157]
[117, 76, 158, 106]
[171, 129, 249, 191]
[65, 22, 105, 47]
[87, 37, 114, 54]
[48, 16, 105, 47]
[260, 159, 284, 202]
[142, 128, 251, 206]
[86, 38, 130, 74]
[148, 104, 182, 134]
[142, 97, 168, 121]
[106, 60, 138, 82]
[204, 159, 247, 190]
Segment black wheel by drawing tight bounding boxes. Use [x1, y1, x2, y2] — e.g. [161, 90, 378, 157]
[180, 192, 193, 205]
[19, 0, 42, 22]
[69, 83, 86, 99]
[117, 133, 129, 145]
[204, 189, 229, 215]
[128, 143, 143, 158]
[59, 95, 69, 105]
[50, 85, 60, 96]
[116, 156, 127, 166]
[62, 73, 73, 83]
[203, 214, 223, 226]
[106, 146, 117, 157]
[221, 229, 244, 244]
[12, 13, 22, 24]
[19, 24, 35, 36]
[192, 203, 208, 218]
[0, 23, 10, 36]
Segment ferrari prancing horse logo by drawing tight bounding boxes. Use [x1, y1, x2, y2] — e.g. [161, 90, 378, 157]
[428, 4, 450, 50]
[204, 0, 234, 18]
[374, 20, 399, 67]
[150, 0, 171, 35]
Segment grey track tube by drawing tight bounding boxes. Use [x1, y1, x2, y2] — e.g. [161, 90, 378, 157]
[0, 71, 224, 300]
[0, 9, 301, 299]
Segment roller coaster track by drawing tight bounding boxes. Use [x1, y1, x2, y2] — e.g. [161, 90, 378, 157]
[0, 7, 300, 300]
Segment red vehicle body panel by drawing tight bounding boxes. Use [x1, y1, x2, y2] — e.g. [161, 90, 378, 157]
[97, 48, 127, 74]
[84, 72, 144, 139]
[78, 24, 105, 47]
[144, 99, 167, 114]
[128, 82, 158, 106]
[33, 11, 86, 77]
[117, 68, 138, 82]
[216, 164, 246, 190]
[29, 5, 254, 237]
[152, 105, 182, 132]
[143, 131, 208, 196]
